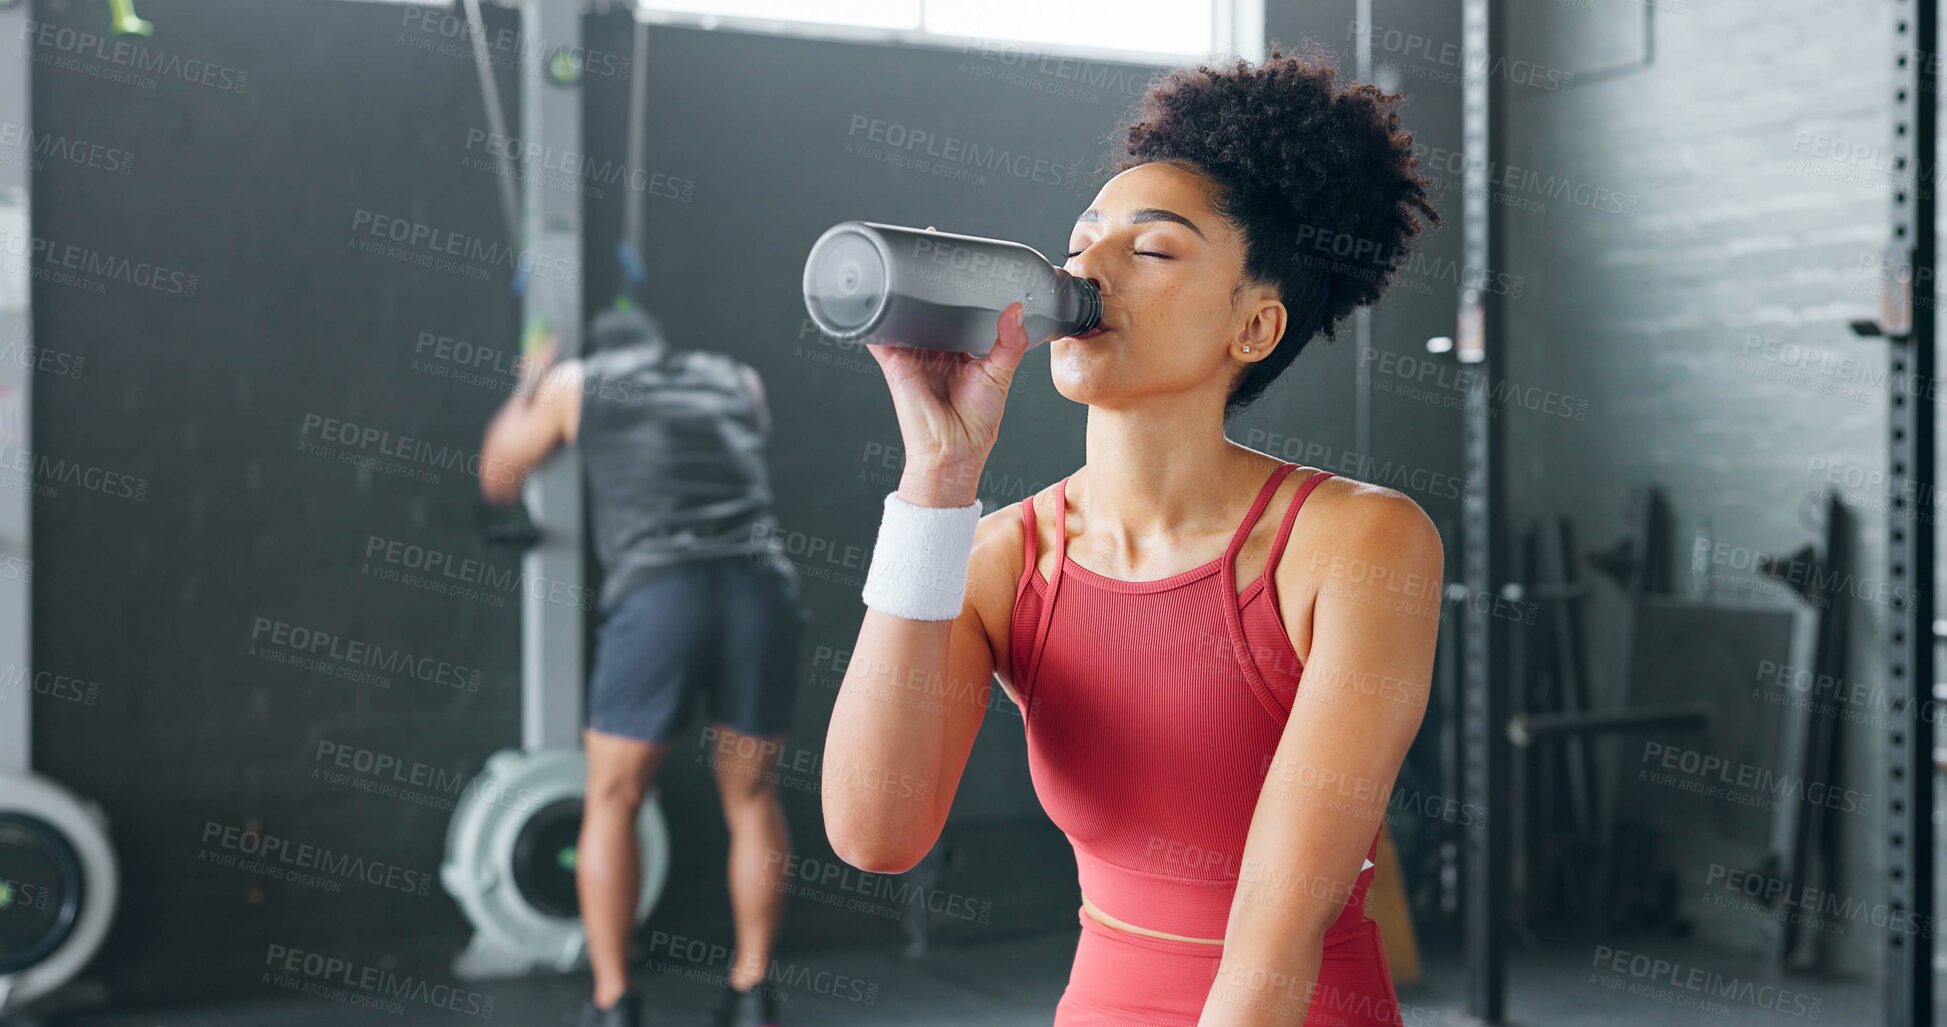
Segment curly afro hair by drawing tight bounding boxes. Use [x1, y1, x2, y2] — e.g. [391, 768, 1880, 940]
[1107, 44, 1439, 419]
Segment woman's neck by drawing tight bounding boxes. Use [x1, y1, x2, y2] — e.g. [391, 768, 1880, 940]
[1077, 399, 1262, 543]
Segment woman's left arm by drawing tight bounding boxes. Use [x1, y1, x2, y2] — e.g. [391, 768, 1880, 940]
[1198, 487, 1444, 1027]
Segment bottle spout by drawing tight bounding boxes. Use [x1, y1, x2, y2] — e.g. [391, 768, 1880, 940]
[1074, 278, 1103, 336]
[1051, 272, 1101, 339]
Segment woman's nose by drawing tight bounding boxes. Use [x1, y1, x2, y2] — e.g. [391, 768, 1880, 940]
[1064, 250, 1106, 293]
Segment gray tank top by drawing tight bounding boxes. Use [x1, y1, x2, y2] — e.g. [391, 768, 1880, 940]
[578, 343, 796, 612]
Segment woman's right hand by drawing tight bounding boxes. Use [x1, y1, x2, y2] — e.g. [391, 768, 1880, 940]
[865, 292, 1031, 508]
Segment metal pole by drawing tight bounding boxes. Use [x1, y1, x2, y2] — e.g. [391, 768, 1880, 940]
[1352, 0, 1373, 463]
[1884, 0, 1935, 1020]
[1459, 0, 1506, 1019]
[520, 0, 585, 751]
[0, 0, 34, 774]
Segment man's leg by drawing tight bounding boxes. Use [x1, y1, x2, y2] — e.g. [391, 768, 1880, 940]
[701, 725, 788, 993]
[579, 727, 671, 1009]
[579, 567, 712, 1012]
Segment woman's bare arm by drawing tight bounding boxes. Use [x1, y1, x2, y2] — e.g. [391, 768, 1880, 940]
[821, 495, 1016, 873]
[1199, 485, 1443, 1027]
[821, 296, 1034, 874]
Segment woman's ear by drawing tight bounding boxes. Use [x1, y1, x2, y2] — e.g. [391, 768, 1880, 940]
[1234, 297, 1285, 362]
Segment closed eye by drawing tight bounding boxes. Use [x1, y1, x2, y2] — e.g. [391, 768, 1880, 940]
[1064, 250, 1172, 259]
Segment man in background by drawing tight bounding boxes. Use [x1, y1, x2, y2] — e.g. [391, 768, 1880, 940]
[481, 307, 805, 1027]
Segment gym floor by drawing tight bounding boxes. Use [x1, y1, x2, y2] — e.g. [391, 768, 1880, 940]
[49, 926, 1889, 1026]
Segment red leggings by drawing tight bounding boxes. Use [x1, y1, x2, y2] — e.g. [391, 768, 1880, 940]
[1053, 908, 1405, 1026]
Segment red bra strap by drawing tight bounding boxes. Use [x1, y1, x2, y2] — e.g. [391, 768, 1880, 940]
[1221, 463, 1310, 725]
[1053, 474, 1071, 559]
[1262, 469, 1333, 582]
[1022, 477, 1072, 708]
[1016, 493, 1039, 592]
[1223, 462, 1302, 559]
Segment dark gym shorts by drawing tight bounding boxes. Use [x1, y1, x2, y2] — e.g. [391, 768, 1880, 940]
[587, 556, 808, 745]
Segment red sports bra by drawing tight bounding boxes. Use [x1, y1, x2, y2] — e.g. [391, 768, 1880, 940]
[1008, 462, 1380, 941]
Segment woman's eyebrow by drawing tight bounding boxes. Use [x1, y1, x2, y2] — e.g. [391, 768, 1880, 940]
[1073, 207, 1206, 240]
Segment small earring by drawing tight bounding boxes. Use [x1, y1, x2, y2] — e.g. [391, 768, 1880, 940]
[1243, 345, 1252, 353]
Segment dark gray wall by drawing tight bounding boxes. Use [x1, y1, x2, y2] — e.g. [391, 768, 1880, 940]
[33, 0, 525, 1005]
[1497, 0, 1885, 978]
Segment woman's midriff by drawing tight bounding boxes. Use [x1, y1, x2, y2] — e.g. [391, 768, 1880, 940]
[1081, 891, 1224, 944]
[1072, 847, 1262, 941]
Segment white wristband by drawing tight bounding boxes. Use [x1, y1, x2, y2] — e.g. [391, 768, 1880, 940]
[861, 491, 983, 621]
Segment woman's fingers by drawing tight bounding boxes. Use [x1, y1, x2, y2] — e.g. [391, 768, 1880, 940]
[984, 303, 1030, 377]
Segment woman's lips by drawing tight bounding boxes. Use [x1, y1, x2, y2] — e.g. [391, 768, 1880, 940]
[1072, 324, 1110, 340]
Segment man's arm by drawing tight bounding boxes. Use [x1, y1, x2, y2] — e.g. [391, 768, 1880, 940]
[479, 347, 581, 505]
[1199, 486, 1443, 1027]
[740, 363, 771, 436]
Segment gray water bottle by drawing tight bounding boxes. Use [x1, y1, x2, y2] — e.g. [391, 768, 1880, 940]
[802, 221, 1102, 357]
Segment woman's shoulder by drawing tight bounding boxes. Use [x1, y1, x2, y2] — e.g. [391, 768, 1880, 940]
[1271, 465, 1445, 599]
[1303, 470, 1439, 541]
[1236, 451, 1430, 526]
[969, 477, 1062, 581]
[967, 473, 1077, 607]
[1228, 452, 1441, 565]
